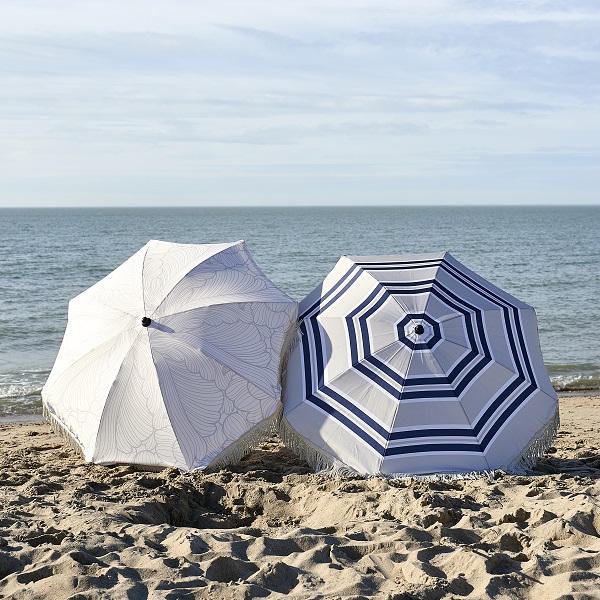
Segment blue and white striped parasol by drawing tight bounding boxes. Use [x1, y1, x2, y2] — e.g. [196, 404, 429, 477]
[282, 252, 559, 476]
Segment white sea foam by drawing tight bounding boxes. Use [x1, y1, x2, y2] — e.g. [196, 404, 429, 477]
[552, 373, 600, 392]
[0, 370, 47, 415]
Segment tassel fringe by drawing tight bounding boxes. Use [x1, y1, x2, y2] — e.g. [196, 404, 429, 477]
[278, 406, 560, 482]
[504, 405, 560, 475]
[45, 402, 284, 472]
[43, 404, 85, 459]
[278, 416, 359, 476]
[207, 404, 283, 470]
[388, 469, 497, 482]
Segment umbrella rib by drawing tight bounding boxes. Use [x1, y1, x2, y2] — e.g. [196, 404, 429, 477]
[140, 242, 151, 319]
[152, 329, 279, 398]
[149, 240, 245, 318]
[382, 342, 416, 468]
[360, 267, 413, 317]
[199, 341, 278, 398]
[92, 336, 140, 462]
[71, 295, 143, 322]
[418, 348, 484, 443]
[49, 324, 140, 385]
[421, 261, 443, 324]
[155, 297, 294, 321]
[360, 339, 405, 364]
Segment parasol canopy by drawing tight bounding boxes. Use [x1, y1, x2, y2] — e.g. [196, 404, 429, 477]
[282, 252, 558, 476]
[43, 239, 297, 471]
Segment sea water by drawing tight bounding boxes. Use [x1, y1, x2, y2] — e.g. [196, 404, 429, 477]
[0, 205, 598, 417]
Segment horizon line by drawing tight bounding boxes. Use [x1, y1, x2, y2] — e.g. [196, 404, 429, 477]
[1, 203, 599, 210]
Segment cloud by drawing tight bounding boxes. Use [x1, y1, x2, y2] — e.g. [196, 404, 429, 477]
[0, 1, 599, 206]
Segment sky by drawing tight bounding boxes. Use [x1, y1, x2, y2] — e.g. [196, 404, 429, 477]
[1, 0, 599, 207]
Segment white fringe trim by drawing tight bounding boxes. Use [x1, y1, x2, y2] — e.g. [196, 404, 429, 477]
[44, 404, 165, 471]
[504, 404, 560, 475]
[204, 317, 299, 471]
[280, 415, 496, 481]
[207, 405, 283, 470]
[388, 469, 497, 482]
[278, 416, 359, 476]
[43, 403, 86, 458]
[279, 406, 560, 481]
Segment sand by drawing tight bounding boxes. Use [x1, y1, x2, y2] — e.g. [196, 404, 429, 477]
[1, 394, 599, 599]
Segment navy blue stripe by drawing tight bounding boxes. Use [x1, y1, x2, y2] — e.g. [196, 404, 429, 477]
[385, 442, 482, 456]
[387, 286, 434, 296]
[345, 287, 385, 364]
[365, 355, 451, 387]
[317, 386, 389, 439]
[364, 355, 407, 385]
[355, 258, 442, 265]
[389, 428, 475, 440]
[472, 377, 522, 435]
[358, 293, 390, 358]
[398, 388, 459, 400]
[300, 264, 362, 319]
[453, 355, 491, 396]
[306, 393, 386, 453]
[504, 308, 525, 380]
[353, 361, 403, 399]
[299, 321, 314, 396]
[355, 259, 442, 270]
[446, 350, 481, 384]
[440, 260, 534, 385]
[479, 383, 536, 447]
[309, 316, 325, 388]
[378, 279, 436, 287]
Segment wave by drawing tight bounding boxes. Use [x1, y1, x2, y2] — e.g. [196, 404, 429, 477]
[551, 374, 600, 393]
[548, 363, 600, 393]
[0, 370, 47, 416]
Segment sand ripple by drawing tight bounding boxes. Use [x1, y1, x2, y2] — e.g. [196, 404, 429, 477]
[0, 395, 599, 599]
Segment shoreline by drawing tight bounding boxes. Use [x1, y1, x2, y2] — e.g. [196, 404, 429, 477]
[0, 413, 45, 424]
[2, 389, 598, 425]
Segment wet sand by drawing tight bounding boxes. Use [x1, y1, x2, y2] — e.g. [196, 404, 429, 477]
[1, 394, 599, 599]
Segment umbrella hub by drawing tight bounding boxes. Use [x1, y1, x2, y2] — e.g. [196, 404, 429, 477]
[396, 314, 442, 351]
[141, 317, 152, 327]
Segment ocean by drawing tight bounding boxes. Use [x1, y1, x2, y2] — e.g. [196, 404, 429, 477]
[0, 205, 598, 417]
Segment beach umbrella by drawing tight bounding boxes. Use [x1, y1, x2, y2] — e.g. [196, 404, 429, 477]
[42, 240, 298, 471]
[281, 252, 559, 476]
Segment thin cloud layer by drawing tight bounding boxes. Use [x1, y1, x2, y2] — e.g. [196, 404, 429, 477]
[1, 1, 599, 206]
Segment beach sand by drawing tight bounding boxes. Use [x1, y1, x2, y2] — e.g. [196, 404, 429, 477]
[1, 394, 599, 599]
